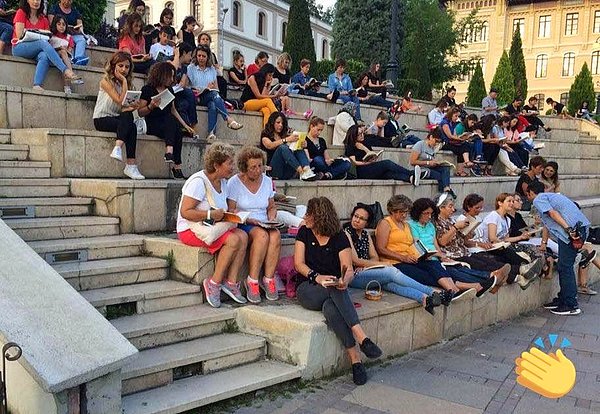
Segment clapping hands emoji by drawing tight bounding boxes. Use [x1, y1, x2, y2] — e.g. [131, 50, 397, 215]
[515, 347, 576, 398]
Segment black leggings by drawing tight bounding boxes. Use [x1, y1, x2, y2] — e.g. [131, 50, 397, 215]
[296, 281, 360, 348]
[487, 247, 528, 283]
[456, 252, 508, 273]
[145, 114, 183, 164]
[443, 142, 472, 163]
[94, 112, 137, 159]
[483, 143, 500, 165]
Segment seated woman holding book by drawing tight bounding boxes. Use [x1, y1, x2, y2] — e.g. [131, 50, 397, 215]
[344, 125, 416, 184]
[294, 196, 382, 385]
[454, 114, 488, 168]
[439, 107, 474, 177]
[344, 204, 443, 315]
[185, 45, 243, 141]
[409, 128, 454, 196]
[363, 111, 396, 148]
[177, 142, 249, 308]
[289, 59, 333, 100]
[305, 117, 351, 180]
[118, 13, 153, 74]
[227, 146, 281, 304]
[355, 73, 392, 109]
[272, 52, 298, 116]
[492, 116, 526, 176]
[241, 63, 281, 126]
[260, 112, 316, 181]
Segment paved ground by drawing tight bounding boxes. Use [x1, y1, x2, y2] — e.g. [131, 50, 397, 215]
[222, 283, 600, 414]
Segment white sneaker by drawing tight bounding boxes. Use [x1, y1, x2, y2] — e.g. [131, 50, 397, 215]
[64, 86, 72, 95]
[110, 146, 124, 162]
[411, 165, 421, 186]
[300, 168, 317, 181]
[206, 132, 217, 141]
[123, 164, 145, 180]
[533, 143, 545, 150]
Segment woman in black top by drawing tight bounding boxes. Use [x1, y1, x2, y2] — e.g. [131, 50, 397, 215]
[355, 73, 392, 109]
[228, 51, 247, 86]
[241, 64, 282, 126]
[366, 62, 387, 99]
[294, 197, 383, 385]
[138, 62, 194, 179]
[305, 117, 351, 179]
[177, 16, 198, 48]
[343, 125, 415, 184]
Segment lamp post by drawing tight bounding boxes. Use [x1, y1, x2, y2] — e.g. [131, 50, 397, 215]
[219, 6, 229, 65]
[386, 0, 399, 88]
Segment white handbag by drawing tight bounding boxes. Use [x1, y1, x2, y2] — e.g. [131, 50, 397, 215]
[187, 176, 235, 245]
[133, 110, 147, 135]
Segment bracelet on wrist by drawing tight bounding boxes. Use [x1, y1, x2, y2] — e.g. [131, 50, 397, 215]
[307, 270, 318, 284]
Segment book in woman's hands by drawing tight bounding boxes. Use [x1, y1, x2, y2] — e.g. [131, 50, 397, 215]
[270, 83, 289, 94]
[288, 131, 307, 151]
[436, 160, 456, 169]
[460, 218, 481, 236]
[486, 241, 511, 251]
[414, 239, 437, 261]
[221, 211, 251, 224]
[151, 88, 175, 110]
[441, 260, 471, 269]
[363, 150, 384, 162]
[256, 220, 285, 229]
[519, 225, 543, 236]
[122, 90, 141, 106]
[363, 264, 386, 271]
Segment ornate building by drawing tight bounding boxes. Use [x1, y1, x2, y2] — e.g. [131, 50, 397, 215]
[449, 0, 600, 110]
[114, 0, 332, 68]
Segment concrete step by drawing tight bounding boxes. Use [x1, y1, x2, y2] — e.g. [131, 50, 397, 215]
[4, 216, 120, 241]
[28, 234, 146, 262]
[0, 129, 10, 144]
[537, 138, 600, 157]
[81, 280, 203, 315]
[121, 360, 302, 414]
[0, 178, 70, 198]
[112, 306, 236, 351]
[121, 333, 266, 395]
[0, 160, 50, 178]
[0, 143, 28, 160]
[0, 197, 92, 218]
[52, 257, 169, 291]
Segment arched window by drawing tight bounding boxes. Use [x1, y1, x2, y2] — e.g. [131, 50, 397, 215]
[322, 39, 329, 59]
[257, 11, 266, 37]
[534, 94, 545, 111]
[562, 52, 575, 76]
[480, 21, 488, 42]
[592, 51, 600, 75]
[560, 92, 570, 106]
[535, 54, 548, 78]
[165, 1, 174, 10]
[281, 21, 287, 44]
[232, 1, 241, 28]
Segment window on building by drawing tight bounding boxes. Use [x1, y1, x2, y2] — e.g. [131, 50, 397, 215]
[595, 10, 600, 33]
[565, 13, 578, 36]
[538, 15, 550, 38]
[165, 1, 174, 9]
[257, 11, 266, 37]
[562, 52, 575, 76]
[191, 0, 201, 22]
[513, 18, 525, 38]
[560, 92, 569, 107]
[478, 21, 488, 42]
[281, 21, 287, 44]
[535, 54, 548, 78]
[322, 39, 329, 60]
[534, 94, 545, 111]
[593, 51, 600, 75]
[232, 1, 241, 28]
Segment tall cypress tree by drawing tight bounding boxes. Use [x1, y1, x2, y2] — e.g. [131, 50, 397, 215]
[568, 62, 596, 114]
[283, 0, 317, 73]
[509, 29, 527, 99]
[466, 62, 487, 107]
[490, 50, 515, 106]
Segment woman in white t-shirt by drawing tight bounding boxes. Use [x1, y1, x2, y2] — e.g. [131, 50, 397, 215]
[227, 146, 281, 304]
[177, 143, 249, 308]
[482, 193, 528, 244]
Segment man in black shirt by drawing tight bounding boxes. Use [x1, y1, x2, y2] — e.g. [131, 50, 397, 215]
[522, 96, 551, 132]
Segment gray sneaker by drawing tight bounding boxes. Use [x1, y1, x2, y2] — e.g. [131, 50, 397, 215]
[273, 273, 286, 293]
[203, 278, 221, 308]
[245, 279, 262, 304]
[517, 258, 544, 290]
[221, 281, 248, 304]
[261, 277, 279, 301]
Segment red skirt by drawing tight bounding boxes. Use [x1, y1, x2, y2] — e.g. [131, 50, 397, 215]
[178, 228, 233, 254]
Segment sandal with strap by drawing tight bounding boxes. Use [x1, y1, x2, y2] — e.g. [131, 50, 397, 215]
[227, 120, 243, 130]
[456, 171, 469, 177]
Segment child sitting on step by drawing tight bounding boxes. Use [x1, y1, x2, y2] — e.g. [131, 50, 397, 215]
[50, 14, 84, 94]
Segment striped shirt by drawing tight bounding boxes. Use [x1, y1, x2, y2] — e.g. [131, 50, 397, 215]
[186, 64, 217, 89]
[533, 193, 590, 244]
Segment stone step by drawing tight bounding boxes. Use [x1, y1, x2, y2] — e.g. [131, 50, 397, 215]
[0, 197, 92, 218]
[81, 280, 203, 315]
[28, 234, 146, 262]
[0, 143, 28, 160]
[112, 306, 236, 351]
[537, 138, 600, 156]
[121, 360, 302, 414]
[87, 45, 121, 69]
[0, 129, 10, 144]
[4, 216, 120, 241]
[0, 178, 70, 198]
[0, 160, 50, 178]
[121, 333, 266, 395]
[52, 257, 169, 291]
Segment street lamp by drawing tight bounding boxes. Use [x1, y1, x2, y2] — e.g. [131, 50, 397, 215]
[219, 6, 229, 65]
[386, 0, 399, 88]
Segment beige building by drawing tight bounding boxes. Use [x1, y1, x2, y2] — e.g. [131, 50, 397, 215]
[449, 0, 600, 111]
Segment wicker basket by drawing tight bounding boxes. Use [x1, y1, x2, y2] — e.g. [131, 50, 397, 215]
[364, 280, 383, 301]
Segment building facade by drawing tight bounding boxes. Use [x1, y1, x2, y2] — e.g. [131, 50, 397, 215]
[115, 0, 332, 68]
[449, 0, 600, 111]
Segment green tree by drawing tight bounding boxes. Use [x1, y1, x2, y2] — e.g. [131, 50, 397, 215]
[567, 62, 596, 114]
[509, 29, 527, 99]
[466, 62, 487, 107]
[490, 50, 515, 106]
[283, 0, 317, 73]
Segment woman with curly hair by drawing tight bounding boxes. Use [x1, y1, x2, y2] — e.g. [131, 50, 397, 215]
[295, 197, 382, 385]
[118, 12, 153, 74]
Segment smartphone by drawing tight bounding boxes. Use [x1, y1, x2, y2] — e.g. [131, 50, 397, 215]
[322, 277, 339, 287]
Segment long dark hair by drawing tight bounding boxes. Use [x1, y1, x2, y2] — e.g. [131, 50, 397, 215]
[127, 0, 145, 12]
[261, 112, 288, 141]
[543, 161, 559, 186]
[159, 7, 173, 25]
[343, 124, 361, 148]
[250, 63, 275, 92]
[50, 14, 67, 35]
[355, 72, 369, 88]
[343, 204, 371, 246]
[180, 15, 196, 31]
[146, 61, 175, 88]
[19, 0, 43, 18]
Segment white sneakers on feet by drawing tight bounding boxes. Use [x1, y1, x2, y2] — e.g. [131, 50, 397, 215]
[110, 146, 124, 162]
[300, 168, 317, 181]
[124, 164, 145, 180]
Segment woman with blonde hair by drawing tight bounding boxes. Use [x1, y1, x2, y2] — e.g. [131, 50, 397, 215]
[273, 52, 306, 117]
[118, 12, 153, 74]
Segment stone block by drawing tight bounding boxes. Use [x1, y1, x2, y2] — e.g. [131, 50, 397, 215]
[122, 370, 172, 396]
[130, 322, 227, 351]
[6, 89, 22, 129]
[133, 188, 168, 233]
[0, 89, 7, 128]
[412, 302, 444, 350]
[470, 291, 499, 331]
[85, 370, 122, 414]
[374, 308, 414, 357]
[443, 297, 473, 340]
[203, 347, 264, 374]
[137, 293, 203, 314]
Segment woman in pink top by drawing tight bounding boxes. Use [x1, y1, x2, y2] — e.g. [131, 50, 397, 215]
[118, 12, 153, 74]
[11, 0, 80, 90]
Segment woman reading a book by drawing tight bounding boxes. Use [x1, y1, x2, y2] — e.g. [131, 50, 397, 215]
[93, 51, 144, 180]
[305, 116, 351, 180]
[272, 52, 299, 116]
[177, 143, 249, 308]
[439, 107, 474, 177]
[343, 125, 415, 184]
[332, 102, 357, 146]
[118, 12, 153, 74]
[294, 196, 382, 385]
[11, 0, 82, 90]
[355, 73, 392, 109]
[185, 45, 243, 141]
[240, 63, 280, 126]
[260, 112, 316, 181]
[409, 128, 454, 195]
[227, 146, 282, 304]
[344, 204, 443, 315]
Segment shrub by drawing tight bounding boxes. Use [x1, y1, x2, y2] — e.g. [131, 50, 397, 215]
[466, 62, 486, 107]
[567, 62, 596, 115]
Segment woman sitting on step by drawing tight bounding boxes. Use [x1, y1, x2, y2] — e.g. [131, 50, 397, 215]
[305, 116, 351, 180]
[294, 196, 383, 385]
[177, 142, 249, 308]
[227, 146, 282, 304]
[93, 51, 144, 180]
[11, 0, 82, 91]
[240, 63, 280, 126]
[118, 12, 153, 74]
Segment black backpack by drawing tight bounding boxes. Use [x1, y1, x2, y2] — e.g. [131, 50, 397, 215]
[587, 227, 600, 245]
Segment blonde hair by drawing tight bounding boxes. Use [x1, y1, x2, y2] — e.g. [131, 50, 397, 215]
[236, 146, 266, 173]
[103, 51, 134, 86]
[203, 142, 235, 174]
[277, 52, 292, 67]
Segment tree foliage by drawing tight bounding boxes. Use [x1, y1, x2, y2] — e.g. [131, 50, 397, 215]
[490, 50, 515, 106]
[283, 0, 317, 73]
[283, 0, 335, 24]
[509, 29, 527, 99]
[466, 62, 487, 107]
[568, 62, 596, 114]
[311, 59, 367, 83]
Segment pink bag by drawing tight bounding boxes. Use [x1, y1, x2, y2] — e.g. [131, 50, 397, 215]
[276, 256, 298, 298]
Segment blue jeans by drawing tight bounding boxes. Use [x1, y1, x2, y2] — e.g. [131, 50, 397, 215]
[338, 95, 362, 120]
[175, 87, 198, 126]
[444, 266, 490, 284]
[310, 156, 351, 179]
[269, 145, 309, 179]
[556, 230, 586, 308]
[0, 21, 12, 43]
[356, 159, 411, 183]
[472, 136, 484, 158]
[351, 266, 433, 303]
[71, 34, 87, 60]
[364, 95, 392, 109]
[424, 166, 451, 192]
[198, 90, 229, 133]
[12, 39, 68, 86]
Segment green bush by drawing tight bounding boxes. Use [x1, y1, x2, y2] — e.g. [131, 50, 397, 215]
[509, 29, 527, 99]
[567, 62, 596, 115]
[396, 78, 421, 96]
[490, 50, 515, 107]
[466, 62, 486, 107]
[283, 0, 317, 74]
[310, 59, 366, 86]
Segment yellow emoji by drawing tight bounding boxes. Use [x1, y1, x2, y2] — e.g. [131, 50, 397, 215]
[514, 347, 576, 398]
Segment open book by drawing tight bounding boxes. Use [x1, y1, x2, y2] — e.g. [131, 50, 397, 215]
[222, 212, 283, 229]
[363, 149, 384, 162]
[460, 218, 481, 236]
[49, 36, 69, 50]
[122, 90, 141, 106]
[151, 88, 175, 110]
[192, 86, 219, 97]
[486, 241, 511, 251]
[436, 160, 456, 169]
[288, 132, 307, 151]
[441, 260, 470, 269]
[303, 77, 320, 90]
[270, 83, 289, 95]
[415, 239, 437, 261]
[519, 225, 543, 236]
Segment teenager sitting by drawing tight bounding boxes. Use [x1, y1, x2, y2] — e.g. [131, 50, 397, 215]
[176, 15, 199, 48]
[522, 96, 551, 133]
[197, 32, 227, 98]
[272, 52, 304, 117]
[246, 51, 269, 76]
[48, 0, 88, 65]
[117, 0, 145, 30]
[305, 117, 351, 180]
[148, 27, 173, 62]
[427, 100, 448, 130]
[171, 42, 197, 131]
[439, 107, 474, 177]
[515, 155, 546, 210]
[492, 116, 526, 176]
[546, 97, 572, 119]
[454, 113, 488, 172]
[355, 72, 392, 109]
[290, 58, 336, 100]
[240, 63, 280, 126]
[363, 111, 396, 147]
[440, 86, 457, 108]
[227, 51, 247, 86]
[399, 91, 422, 114]
[118, 13, 153, 74]
[327, 58, 362, 120]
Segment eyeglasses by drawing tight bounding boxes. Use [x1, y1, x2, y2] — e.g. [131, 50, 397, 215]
[352, 213, 368, 222]
[392, 209, 409, 215]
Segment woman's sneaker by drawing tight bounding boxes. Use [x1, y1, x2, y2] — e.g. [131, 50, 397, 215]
[221, 281, 248, 303]
[260, 277, 279, 301]
[110, 146, 124, 162]
[202, 278, 222, 308]
[123, 164, 145, 180]
[245, 279, 262, 304]
[577, 284, 598, 295]
[550, 305, 581, 316]
[300, 168, 317, 181]
[360, 338, 382, 359]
